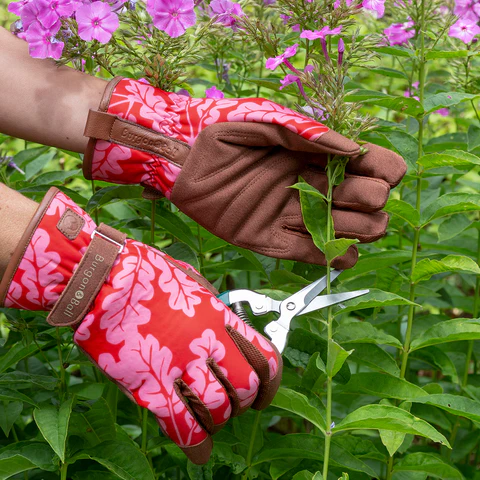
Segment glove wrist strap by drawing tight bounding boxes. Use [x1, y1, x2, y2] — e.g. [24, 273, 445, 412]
[46, 223, 126, 327]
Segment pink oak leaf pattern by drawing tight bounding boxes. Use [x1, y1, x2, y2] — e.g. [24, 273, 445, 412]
[5, 229, 63, 310]
[186, 329, 231, 420]
[237, 370, 260, 408]
[91, 141, 133, 180]
[97, 240, 155, 344]
[96, 333, 205, 446]
[147, 249, 204, 317]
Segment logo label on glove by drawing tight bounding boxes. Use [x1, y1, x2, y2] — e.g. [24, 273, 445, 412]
[120, 127, 188, 163]
[63, 255, 105, 318]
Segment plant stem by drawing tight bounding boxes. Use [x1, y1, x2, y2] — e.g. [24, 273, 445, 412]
[322, 156, 335, 479]
[242, 410, 262, 480]
[388, 2, 427, 478]
[197, 224, 204, 274]
[141, 408, 149, 455]
[91, 180, 99, 225]
[150, 200, 156, 246]
[57, 328, 66, 399]
[60, 462, 68, 480]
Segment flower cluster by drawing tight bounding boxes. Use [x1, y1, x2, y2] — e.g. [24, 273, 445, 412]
[449, 0, 480, 43]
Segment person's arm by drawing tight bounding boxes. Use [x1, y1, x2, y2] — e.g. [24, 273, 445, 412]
[0, 184, 37, 277]
[0, 27, 107, 153]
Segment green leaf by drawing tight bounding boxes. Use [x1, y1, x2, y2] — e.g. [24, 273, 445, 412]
[0, 402, 23, 437]
[291, 181, 328, 251]
[0, 372, 57, 391]
[69, 398, 116, 447]
[411, 347, 459, 384]
[424, 92, 480, 114]
[252, 434, 377, 477]
[0, 342, 40, 374]
[468, 124, 480, 151]
[412, 255, 480, 283]
[381, 131, 419, 171]
[421, 193, 480, 225]
[426, 50, 471, 59]
[163, 243, 200, 272]
[131, 200, 198, 250]
[384, 199, 419, 227]
[412, 394, 480, 423]
[326, 340, 353, 377]
[349, 343, 400, 376]
[32, 169, 82, 186]
[338, 373, 426, 400]
[0, 388, 37, 406]
[187, 459, 213, 480]
[345, 91, 423, 117]
[292, 471, 315, 480]
[69, 441, 154, 480]
[212, 443, 246, 474]
[410, 319, 480, 351]
[271, 387, 326, 433]
[0, 442, 57, 479]
[333, 289, 418, 316]
[394, 452, 464, 479]
[325, 239, 359, 263]
[372, 45, 415, 57]
[334, 321, 402, 348]
[437, 215, 471, 242]
[334, 405, 450, 448]
[86, 186, 144, 212]
[34, 397, 74, 462]
[380, 401, 410, 456]
[13, 146, 49, 168]
[368, 67, 408, 79]
[418, 150, 480, 170]
[25, 151, 56, 181]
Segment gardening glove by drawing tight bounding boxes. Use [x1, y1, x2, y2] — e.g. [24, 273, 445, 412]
[0, 187, 282, 464]
[83, 77, 407, 269]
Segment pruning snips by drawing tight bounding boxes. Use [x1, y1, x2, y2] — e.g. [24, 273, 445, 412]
[218, 269, 369, 353]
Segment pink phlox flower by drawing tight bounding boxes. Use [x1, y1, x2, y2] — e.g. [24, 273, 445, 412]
[454, 0, 480, 20]
[303, 105, 329, 122]
[265, 43, 298, 70]
[177, 88, 191, 97]
[36, 0, 78, 29]
[20, 0, 42, 29]
[146, 0, 196, 38]
[263, 0, 276, 4]
[76, 1, 119, 43]
[292, 24, 300, 32]
[8, 0, 32, 17]
[279, 74, 299, 90]
[384, 20, 415, 45]
[404, 89, 420, 101]
[304, 64, 314, 73]
[362, 0, 385, 18]
[449, 17, 480, 43]
[210, 0, 244, 28]
[24, 20, 64, 59]
[435, 108, 450, 116]
[334, 0, 353, 8]
[205, 86, 225, 99]
[300, 25, 342, 40]
[279, 14, 291, 24]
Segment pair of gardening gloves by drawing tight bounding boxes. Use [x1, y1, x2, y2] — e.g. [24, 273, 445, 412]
[0, 77, 406, 463]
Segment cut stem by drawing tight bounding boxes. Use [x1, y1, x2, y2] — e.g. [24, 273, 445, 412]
[242, 410, 262, 480]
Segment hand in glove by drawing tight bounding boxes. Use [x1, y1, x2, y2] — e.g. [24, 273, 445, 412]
[83, 78, 407, 268]
[0, 187, 282, 464]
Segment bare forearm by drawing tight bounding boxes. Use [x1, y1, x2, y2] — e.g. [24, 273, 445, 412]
[0, 27, 107, 153]
[0, 184, 37, 278]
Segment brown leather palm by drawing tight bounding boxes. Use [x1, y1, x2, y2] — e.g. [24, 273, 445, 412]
[170, 122, 406, 269]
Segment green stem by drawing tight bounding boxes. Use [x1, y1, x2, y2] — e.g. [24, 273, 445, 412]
[386, 455, 394, 480]
[141, 408, 149, 455]
[242, 410, 262, 480]
[57, 328, 66, 399]
[60, 462, 68, 480]
[150, 200, 156, 246]
[197, 224, 204, 274]
[322, 157, 336, 479]
[91, 180, 99, 225]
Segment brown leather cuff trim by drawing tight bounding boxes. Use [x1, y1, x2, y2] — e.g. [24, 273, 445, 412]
[46, 223, 126, 327]
[83, 76, 124, 180]
[0, 187, 61, 306]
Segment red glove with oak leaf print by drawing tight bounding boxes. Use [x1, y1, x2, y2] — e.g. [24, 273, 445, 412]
[0, 187, 282, 464]
[83, 77, 407, 269]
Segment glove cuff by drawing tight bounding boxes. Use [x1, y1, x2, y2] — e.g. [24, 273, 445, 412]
[0, 188, 126, 328]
